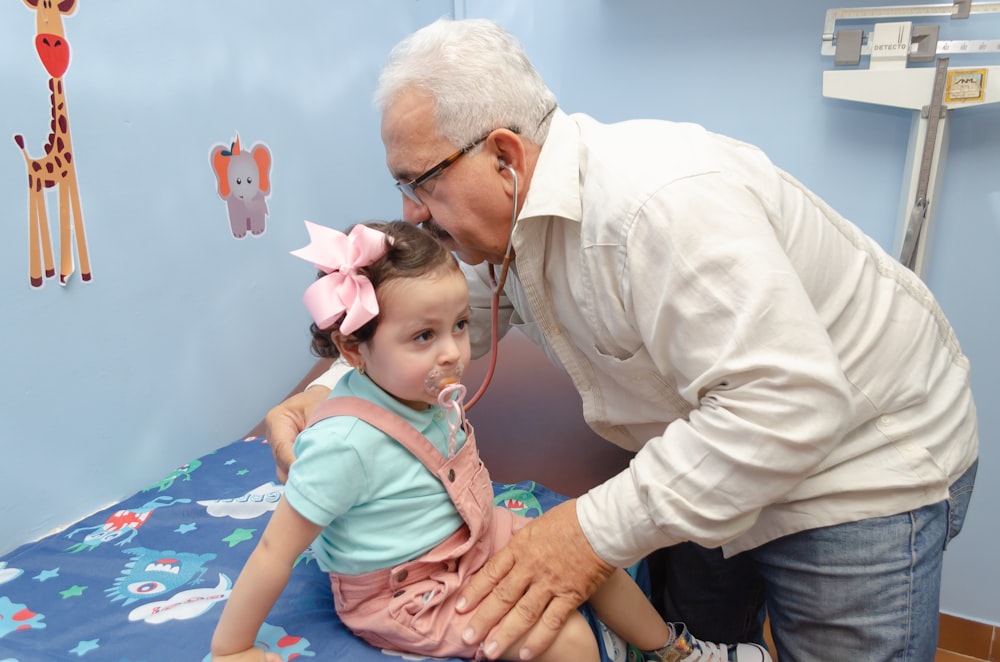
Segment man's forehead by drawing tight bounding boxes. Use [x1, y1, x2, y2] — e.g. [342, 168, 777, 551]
[383, 95, 447, 177]
[383, 90, 435, 141]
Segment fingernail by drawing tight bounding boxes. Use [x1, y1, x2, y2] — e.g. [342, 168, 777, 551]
[519, 647, 532, 660]
[462, 627, 475, 643]
[456, 597, 466, 610]
[485, 641, 499, 657]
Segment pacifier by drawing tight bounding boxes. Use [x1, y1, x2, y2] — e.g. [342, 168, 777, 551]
[426, 364, 467, 458]
[423, 363, 466, 399]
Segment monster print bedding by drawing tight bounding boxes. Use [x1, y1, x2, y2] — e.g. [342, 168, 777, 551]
[0, 435, 645, 661]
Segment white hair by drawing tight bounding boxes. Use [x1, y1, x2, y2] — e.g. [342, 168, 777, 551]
[374, 18, 558, 149]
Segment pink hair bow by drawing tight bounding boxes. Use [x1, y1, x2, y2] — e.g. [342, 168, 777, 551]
[290, 221, 391, 334]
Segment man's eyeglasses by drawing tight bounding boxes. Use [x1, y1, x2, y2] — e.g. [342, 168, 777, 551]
[394, 105, 557, 206]
[395, 132, 491, 205]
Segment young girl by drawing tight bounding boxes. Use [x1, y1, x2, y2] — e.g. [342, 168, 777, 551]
[210, 221, 769, 662]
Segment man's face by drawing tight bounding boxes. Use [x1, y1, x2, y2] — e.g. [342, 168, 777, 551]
[381, 91, 513, 266]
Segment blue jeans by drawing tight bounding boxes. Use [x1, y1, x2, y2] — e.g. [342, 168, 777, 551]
[648, 460, 977, 661]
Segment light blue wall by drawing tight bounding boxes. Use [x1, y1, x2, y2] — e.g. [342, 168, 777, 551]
[2, 0, 996, 626]
[1, 0, 451, 551]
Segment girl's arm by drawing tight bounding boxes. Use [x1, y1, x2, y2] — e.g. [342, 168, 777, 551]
[210, 497, 324, 659]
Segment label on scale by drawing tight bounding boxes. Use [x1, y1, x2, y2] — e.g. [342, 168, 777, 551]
[870, 22, 912, 69]
[946, 69, 988, 102]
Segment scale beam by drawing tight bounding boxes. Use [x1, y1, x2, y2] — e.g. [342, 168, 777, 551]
[821, 2, 1000, 56]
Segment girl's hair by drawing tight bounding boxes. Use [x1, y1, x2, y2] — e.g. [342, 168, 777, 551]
[373, 18, 557, 151]
[309, 220, 459, 359]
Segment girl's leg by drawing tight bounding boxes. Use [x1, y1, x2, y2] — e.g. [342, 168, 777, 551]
[647, 542, 765, 643]
[588, 568, 772, 662]
[588, 568, 672, 650]
[500, 609, 599, 662]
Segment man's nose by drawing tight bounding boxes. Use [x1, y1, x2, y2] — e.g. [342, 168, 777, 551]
[402, 195, 430, 223]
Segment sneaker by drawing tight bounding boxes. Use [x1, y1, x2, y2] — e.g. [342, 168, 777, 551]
[643, 622, 772, 662]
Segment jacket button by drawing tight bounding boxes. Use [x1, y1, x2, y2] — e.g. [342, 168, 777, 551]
[395, 570, 408, 582]
[448, 469, 456, 482]
[393, 590, 405, 598]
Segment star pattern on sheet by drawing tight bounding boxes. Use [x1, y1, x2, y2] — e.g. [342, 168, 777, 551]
[222, 528, 256, 547]
[34, 567, 60, 582]
[60, 584, 87, 598]
[237, 468, 249, 476]
[175, 522, 198, 534]
[69, 638, 100, 656]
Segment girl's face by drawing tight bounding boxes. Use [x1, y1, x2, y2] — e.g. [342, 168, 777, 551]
[355, 268, 472, 410]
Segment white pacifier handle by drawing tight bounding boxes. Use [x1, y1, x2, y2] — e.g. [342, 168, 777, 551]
[437, 383, 467, 457]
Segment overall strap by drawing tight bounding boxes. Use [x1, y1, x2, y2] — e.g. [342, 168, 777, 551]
[307, 396, 448, 472]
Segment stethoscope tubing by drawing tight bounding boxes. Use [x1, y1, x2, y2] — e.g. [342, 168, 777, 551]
[465, 166, 518, 410]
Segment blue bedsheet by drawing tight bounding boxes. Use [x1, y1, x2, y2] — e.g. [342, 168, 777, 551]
[0, 435, 644, 661]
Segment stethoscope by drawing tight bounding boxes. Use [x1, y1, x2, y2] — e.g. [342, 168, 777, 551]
[464, 162, 518, 411]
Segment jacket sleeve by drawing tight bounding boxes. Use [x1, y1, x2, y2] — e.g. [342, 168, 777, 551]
[307, 359, 352, 391]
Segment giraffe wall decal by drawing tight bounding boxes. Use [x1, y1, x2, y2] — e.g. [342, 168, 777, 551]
[13, 0, 92, 288]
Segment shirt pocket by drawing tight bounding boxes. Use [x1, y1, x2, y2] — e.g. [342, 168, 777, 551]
[590, 343, 693, 416]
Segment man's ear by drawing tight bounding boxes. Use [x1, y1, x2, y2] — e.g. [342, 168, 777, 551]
[489, 129, 526, 176]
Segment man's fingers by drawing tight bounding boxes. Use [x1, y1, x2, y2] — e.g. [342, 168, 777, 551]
[458, 499, 615, 658]
[264, 412, 297, 483]
[457, 546, 516, 614]
[263, 387, 329, 484]
[478, 588, 570, 660]
[514, 596, 577, 660]
[460, 551, 530, 652]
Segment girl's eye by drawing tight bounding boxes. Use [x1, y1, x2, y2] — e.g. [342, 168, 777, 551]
[415, 330, 433, 342]
[454, 319, 469, 332]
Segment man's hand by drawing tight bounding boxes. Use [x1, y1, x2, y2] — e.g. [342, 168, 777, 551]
[456, 499, 615, 659]
[264, 386, 330, 483]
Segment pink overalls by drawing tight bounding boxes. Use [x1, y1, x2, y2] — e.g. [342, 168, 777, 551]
[306, 396, 525, 659]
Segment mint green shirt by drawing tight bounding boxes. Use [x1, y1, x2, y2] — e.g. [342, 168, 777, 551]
[284, 370, 467, 575]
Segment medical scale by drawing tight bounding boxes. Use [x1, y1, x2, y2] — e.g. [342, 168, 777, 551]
[822, 1, 1000, 276]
